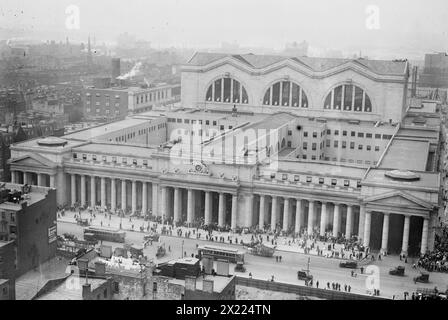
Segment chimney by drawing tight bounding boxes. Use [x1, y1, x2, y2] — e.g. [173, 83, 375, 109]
[202, 279, 214, 293]
[82, 283, 91, 300]
[111, 58, 121, 84]
[95, 261, 106, 276]
[185, 276, 197, 291]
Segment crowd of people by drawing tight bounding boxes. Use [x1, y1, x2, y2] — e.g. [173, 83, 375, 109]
[417, 226, 448, 272]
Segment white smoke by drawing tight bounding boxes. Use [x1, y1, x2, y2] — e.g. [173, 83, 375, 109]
[117, 62, 142, 80]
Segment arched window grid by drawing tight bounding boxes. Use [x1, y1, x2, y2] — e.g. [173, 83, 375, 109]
[262, 80, 308, 108]
[324, 84, 372, 113]
[205, 77, 248, 104]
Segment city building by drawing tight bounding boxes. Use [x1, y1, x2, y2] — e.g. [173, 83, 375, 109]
[82, 81, 180, 121]
[0, 182, 57, 276]
[0, 240, 15, 300]
[9, 52, 442, 256]
[419, 53, 448, 88]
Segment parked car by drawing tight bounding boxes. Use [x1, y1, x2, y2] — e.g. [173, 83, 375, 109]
[339, 261, 357, 269]
[414, 272, 430, 284]
[234, 262, 246, 272]
[389, 266, 405, 276]
[297, 270, 313, 281]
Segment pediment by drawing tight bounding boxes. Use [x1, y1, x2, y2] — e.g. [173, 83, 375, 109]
[364, 191, 433, 210]
[9, 153, 57, 169]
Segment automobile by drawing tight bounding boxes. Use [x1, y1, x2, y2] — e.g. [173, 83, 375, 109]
[63, 233, 77, 241]
[414, 272, 430, 284]
[234, 262, 246, 272]
[389, 266, 405, 276]
[297, 270, 313, 281]
[144, 233, 160, 242]
[339, 261, 358, 269]
[76, 218, 89, 226]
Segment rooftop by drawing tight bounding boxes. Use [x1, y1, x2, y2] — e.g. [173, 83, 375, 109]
[72, 142, 158, 158]
[364, 168, 440, 191]
[187, 52, 408, 75]
[380, 138, 429, 171]
[168, 274, 233, 293]
[36, 275, 108, 300]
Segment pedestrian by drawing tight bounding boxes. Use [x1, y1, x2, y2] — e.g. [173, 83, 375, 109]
[249, 272, 252, 279]
[360, 266, 364, 274]
[348, 285, 351, 293]
[279, 256, 282, 262]
[316, 281, 319, 288]
[327, 282, 330, 289]
[276, 256, 278, 262]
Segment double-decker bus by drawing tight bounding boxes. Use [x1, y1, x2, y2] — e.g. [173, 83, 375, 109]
[197, 245, 244, 263]
[83, 226, 126, 243]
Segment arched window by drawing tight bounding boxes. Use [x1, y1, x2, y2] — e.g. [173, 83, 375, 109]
[262, 81, 308, 108]
[205, 77, 249, 104]
[324, 84, 372, 112]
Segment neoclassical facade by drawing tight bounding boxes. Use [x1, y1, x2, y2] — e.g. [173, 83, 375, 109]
[8, 52, 442, 256]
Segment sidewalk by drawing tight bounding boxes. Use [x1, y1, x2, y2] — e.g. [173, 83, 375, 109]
[57, 209, 370, 261]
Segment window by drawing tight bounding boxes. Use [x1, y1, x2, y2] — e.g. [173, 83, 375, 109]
[92, 155, 97, 161]
[367, 145, 371, 151]
[311, 155, 316, 160]
[375, 134, 381, 139]
[318, 177, 324, 184]
[351, 131, 356, 137]
[122, 158, 127, 164]
[263, 81, 308, 107]
[304, 131, 308, 137]
[375, 146, 380, 151]
[324, 84, 371, 112]
[213, 121, 217, 126]
[326, 139, 330, 147]
[112, 156, 117, 163]
[206, 77, 249, 104]
[343, 180, 350, 187]
[302, 155, 307, 159]
[334, 130, 339, 136]
[342, 141, 347, 149]
[184, 119, 190, 124]
[358, 144, 363, 150]
[143, 160, 148, 166]
[327, 129, 331, 135]
[102, 156, 107, 162]
[350, 142, 355, 149]
[294, 175, 300, 181]
[73, 153, 77, 159]
[82, 154, 87, 160]
[220, 125, 224, 131]
[366, 133, 372, 138]
[383, 134, 392, 140]
[288, 130, 292, 136]
[342, 130, 347, 136]
[358, 132, 364, 138]
[132, 159, 137, 165]
[312, 143, 317, 150]
[313, 132, 317, 138]
[334, 141, 339, 148]
[270, 173, 276, 179]
[282, 174, 288, 180]
[331, 179, 337, 186]
[206, 120, 210, 125]
[357, 181, 362, 188]
[303, 142, 307, 150]
[287, 141, 292, 148]
[306, 176, 312, 183]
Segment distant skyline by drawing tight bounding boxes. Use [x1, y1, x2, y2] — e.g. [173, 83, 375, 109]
[1, 0, 448, 59]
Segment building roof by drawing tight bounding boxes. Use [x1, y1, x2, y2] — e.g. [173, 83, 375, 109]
[72, 143, 158, 158]
[380, 138, 429, 171]
[364, 168, 440, 191]
[63, 118, 150, 141]
[187, 52, 408, 75]
[168, 274, 232, 293]
[36, 275, 108, 300]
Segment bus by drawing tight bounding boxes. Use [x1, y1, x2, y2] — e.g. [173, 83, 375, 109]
[83, 226, 126, 243]
[197, 245, 245, 263]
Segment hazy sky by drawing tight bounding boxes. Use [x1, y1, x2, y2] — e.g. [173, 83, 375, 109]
[1, 0, 448, 53]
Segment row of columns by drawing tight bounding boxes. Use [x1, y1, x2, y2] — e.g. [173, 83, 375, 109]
[11, 170, 55, 188]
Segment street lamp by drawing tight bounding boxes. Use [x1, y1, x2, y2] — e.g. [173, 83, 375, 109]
[181, 240, 184, 258]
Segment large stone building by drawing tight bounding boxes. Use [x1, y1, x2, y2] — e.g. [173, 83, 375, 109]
[8, 52, 442, 256]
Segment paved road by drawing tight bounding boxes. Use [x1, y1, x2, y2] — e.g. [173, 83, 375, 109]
[58, 221, 448, 299]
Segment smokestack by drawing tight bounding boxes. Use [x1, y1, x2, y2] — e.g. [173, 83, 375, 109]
[111, 58, 121, 84]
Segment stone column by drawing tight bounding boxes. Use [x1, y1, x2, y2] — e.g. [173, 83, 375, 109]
[204, 191, 212, 225]
[121, 179, 126, 211]
[320, 202, 327, 236]
[231, 194, 238, 230]
[111, 178, 116, 211]
[245, 194, 254, 227]
[23, 172, 29, 185]
[218, 193, 225, 227]
[259, 195, 266, 230]
[152, 183, 158, 217]
[11, 170, 16, 183]
[363, 211, 372, 247]
[71, 174, 76, 206]
[142, 182, 148, 215]
[187, 189, 194, 223]
[271, 196, 278, 232]
[80, 175, 86, 206]
[174, 187, 180, 223]
[307, 200, 315, 235]
[421, 218, 429, 255]
[401, 215, 410, 255]
[332, 203, 340, 237]
[381, 213, 390, 254]
[90, 176, 96, 207]
[37, 173, 44, 186]
[358, 204, 366, 242]
[161, 186, 167, 219]
[100, 177, 106, 208]
[49, 174, 55, 188]
[283, 198, 290, 231]
[132, 180, 137, 214]
[295, 199, 302, 234]
[345, 205, 353, 239]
